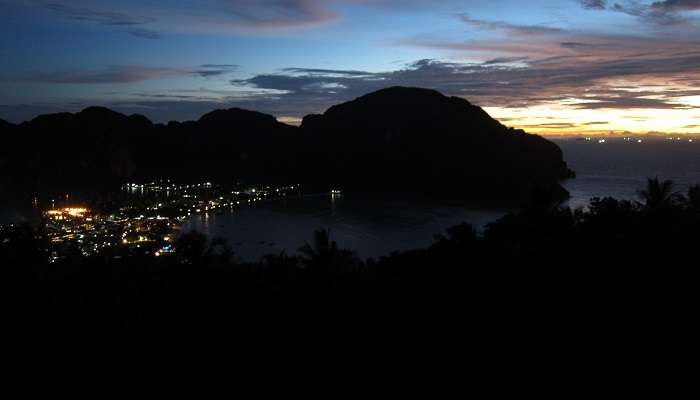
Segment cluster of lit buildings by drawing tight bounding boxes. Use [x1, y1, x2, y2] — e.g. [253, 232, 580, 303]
[35, 180, 302, 262]
[42, 206, 178, 262]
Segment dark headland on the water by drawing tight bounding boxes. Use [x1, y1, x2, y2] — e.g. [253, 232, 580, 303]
[0, 87, 573, 204]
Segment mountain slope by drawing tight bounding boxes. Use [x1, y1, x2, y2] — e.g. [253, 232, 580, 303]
[0, 87, 573, 204]
[2, 107, 297, 195]
[298, 87, 573, 202]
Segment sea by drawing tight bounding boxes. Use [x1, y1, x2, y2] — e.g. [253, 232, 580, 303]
[182, 137, 700, 261]
[2, 137, 699, 260]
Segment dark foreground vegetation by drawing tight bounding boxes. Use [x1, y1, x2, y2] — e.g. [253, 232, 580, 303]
[3, 178, 700, 398]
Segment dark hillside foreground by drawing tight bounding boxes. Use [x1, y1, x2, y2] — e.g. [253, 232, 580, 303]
[3, 178, 699, 398]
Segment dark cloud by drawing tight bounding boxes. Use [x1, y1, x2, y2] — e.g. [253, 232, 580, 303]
[192, 65, 240, 78]
[560, 41, 596, 48]
[19, 0, 569, 37]
[400, 13, 700, 94]
[578, 0, 607, 10]
[44, 2, 161, 38]
[21, 64, 239, 84]
[21, 0, 377, 34]
[127, 28, 161, 39]
[483, 56, 530, 65]
[578, 0, 700, 24]
[651, 0, 700, 12]
[215, 0, 461, 29]
[224, 38, 700, 115]
[220, 0, 337, 28]
[35, 1, 337, 34]
[201, 64, 241, 68]
[44, 3, 154, 25]
[4, 49, 698, 123]
[461, 15, 567, 36]
[24, 66, 181, 84]
[570, 97, 691, 109]
[6, 5, 700, 124]
[281, 68, 378, 77]
[521, 122, 579, 128]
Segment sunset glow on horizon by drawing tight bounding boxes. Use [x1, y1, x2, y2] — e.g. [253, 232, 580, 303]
[2, 0, 700, 135]
[486, 99, 700, 136]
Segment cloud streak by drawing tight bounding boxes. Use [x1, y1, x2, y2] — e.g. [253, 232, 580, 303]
[43, 2, 161, 38]
[19, 0, 468, 35]
[230, 54, 700, 113]
[651, 0, 700, 12]
[461, 15, 567, 36]
[579, 0, 607, 10]
[578, 0, 700, 25]
[30, 0, 388, 35]
[21, 64, 239, 84]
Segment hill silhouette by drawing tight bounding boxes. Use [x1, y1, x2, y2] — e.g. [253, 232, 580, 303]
[299, 87, 573, 201]
[0, 87, 573, 203]
[0, 118, 14, 131]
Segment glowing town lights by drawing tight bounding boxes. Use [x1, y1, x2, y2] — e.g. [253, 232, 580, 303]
[45, 207, 90, 220]
[68, 208, 86, 215]
[40, 181, 301, 261]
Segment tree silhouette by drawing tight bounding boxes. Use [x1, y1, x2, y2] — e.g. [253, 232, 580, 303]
[298, 228, 356, 274]
[174, 230, 208, 264]
[637, 177, 677, 210]
[206, 236, 234, 265]
[299, 228, 336, 268]
[262, 251, 300, 282]
[434, 223, 477, 247]
[685, 185, 700, 212]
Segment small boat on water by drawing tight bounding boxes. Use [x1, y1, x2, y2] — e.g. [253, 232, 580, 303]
[330, 189, 343, 195]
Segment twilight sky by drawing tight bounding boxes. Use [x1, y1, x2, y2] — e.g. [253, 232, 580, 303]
[2, 0, 700, 135]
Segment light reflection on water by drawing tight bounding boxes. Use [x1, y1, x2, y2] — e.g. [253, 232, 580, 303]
[182, 194, 505, 262]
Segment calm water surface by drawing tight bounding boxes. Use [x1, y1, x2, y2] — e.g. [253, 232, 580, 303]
[183, 195, 504, 261]
[557, 138, 700, 209]
[184, 138, 700, 261]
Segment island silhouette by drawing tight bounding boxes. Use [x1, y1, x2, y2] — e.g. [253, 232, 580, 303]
[0, 87, 573, 203]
